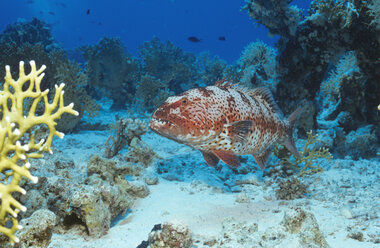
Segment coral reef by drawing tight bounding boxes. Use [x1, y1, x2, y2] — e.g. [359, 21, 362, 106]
[124, 137, 157, 167]
[54, 60, 100, 132]
[238, 40, 278, 92]
[18, 153, 148, 239]
[138, 37, 199, 94]
[281, 208, 329, 247]
[243, 0, 301, 36]
[2, 209, 57, 248]
[0, 18, 57, 52]
[148, 221, 193, 248]
[334, 125, 378, 159]
[135, 74, 173, 111]
[0, 19, 98, 133]
[104, 118, 148, 158]
[0, 61, 78, 243]
[196, 52, 227, 86]
[210, 208, 329, 248]
[81, 37, 140, 109]
[275, 178, 308, 200]
[244, 0, 380, 135]
[0, 19, 65, 92]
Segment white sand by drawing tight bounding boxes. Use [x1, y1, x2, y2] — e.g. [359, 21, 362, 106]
[46, 108, 379, 248]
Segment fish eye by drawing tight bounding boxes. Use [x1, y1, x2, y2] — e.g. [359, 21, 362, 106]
[182, 99, 187, 104]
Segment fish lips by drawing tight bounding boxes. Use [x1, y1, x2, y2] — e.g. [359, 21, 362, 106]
[149, 117, 176, 134]
[149, 118, 187, 144]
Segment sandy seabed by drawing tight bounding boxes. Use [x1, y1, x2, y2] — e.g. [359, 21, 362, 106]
[46, 107, 379, 248]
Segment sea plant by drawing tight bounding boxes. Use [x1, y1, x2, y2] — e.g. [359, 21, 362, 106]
[275, 131, 332, 176]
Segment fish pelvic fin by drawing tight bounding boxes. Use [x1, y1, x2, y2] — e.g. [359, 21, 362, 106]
[212, 150, 240, 167]
[283, 107, 303, 157]
[202, 151, 220, 167]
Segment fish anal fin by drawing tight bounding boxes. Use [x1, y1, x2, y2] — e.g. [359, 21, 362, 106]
[212, 150, 240, 167]
[253, 147, 272, 170]
[227, 120, 254, 144]
[202, 151, 220, 167]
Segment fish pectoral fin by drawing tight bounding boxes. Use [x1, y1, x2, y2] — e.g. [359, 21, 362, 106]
[253, 147, 272, 170]
[212, 150, 240, 167]
[227, 120, 254, 144]
[202, 151, 220, 167]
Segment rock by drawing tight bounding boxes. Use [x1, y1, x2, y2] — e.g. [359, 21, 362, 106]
[70, 187, 111, 237]
[143, 174, 159, 185]
[14, 209, 56, 248]
[281, 208, 329, 248]
[121, 180, 150, 198]
[235, 193, 251, 203]
[148, 221, 193, 248]
[340, 207, 353, 219]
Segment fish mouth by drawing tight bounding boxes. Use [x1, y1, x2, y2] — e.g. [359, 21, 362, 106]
[149, 117, 176, 129]
[149, 118, 186, 143]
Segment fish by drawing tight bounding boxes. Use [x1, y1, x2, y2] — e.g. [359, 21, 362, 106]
[149, 80, 302, 169]
[187, 36, 201, 43]
[48, 11, 55, 16]
[87, 9, 90, 15]
[218, 36, 226, 41]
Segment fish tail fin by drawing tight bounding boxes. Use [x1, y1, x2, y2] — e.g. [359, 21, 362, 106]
[283, 107, 303, 157]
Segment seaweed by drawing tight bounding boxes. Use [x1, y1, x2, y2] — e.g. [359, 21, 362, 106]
[276, 131, 332, 176]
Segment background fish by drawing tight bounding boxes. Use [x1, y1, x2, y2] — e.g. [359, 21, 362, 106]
[149, 80, 302, 169]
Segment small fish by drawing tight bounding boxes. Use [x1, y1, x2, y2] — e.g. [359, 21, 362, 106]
[218, 36, 226, 41]
[86, 9, 90, 15]
[48, 11, 55, 16]
[149, 80, 302, 169]
[187, 36, 201, 43]
[26, 0, 34, 4]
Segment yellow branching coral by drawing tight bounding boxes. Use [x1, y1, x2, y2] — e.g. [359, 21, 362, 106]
[278, 131, 332, 176]
[0, 61, 78, 243]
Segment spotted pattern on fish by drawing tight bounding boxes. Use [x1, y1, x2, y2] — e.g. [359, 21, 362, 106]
[149, 80, 302, 169]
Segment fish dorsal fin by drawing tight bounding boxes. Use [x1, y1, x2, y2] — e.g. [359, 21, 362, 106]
[250, 87, 283, 117]
[214, 78, 237, 89]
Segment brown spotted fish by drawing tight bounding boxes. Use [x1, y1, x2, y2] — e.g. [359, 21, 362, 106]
[149, 80, 302, 169]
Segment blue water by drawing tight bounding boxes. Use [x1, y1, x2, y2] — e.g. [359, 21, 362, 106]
[2, 0, 309, 62]
[1, 0, 379, 247]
